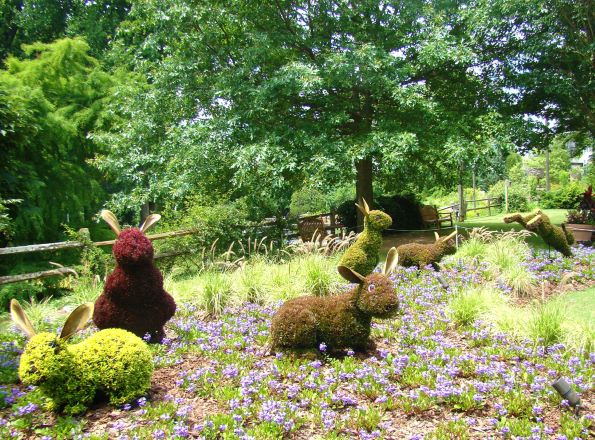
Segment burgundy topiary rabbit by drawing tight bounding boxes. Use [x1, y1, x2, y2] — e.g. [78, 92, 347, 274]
[93, 210, 176, 343]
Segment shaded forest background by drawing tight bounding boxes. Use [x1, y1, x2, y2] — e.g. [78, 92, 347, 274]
[0, 0, 593, 245]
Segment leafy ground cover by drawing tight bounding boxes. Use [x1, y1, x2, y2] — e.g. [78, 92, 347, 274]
[0, 240, 593, 439]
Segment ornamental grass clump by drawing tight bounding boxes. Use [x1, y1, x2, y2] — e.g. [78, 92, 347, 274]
[270, 248, 400, 354]
[504, 209, 574, 257]
[10, 300, 152, 414]
[93, 211, 176, 343]
[448, 287, 489, 327]
[396, 230, 457, 268]
[338, 199, 392, 277]
[529, 302, 564, 346]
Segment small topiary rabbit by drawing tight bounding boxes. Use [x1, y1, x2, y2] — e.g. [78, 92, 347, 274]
[396, 230, 458, 269]
[270, 248, 399, 355]
[504, 209, 573, 257]
[338, 199, 392, 277]
[93, 210, 176, 342]
[10, 300, 153, 414]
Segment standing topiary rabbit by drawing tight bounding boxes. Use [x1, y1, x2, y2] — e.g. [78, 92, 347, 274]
[504, 209, 573, 257]
[93, 210, 176, 342]
[270, 248, 400, 355]
[10, 300, 153, 414]
[338, 199, 392, 278]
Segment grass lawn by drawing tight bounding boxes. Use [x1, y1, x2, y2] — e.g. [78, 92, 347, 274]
[550, 286, 595, 324]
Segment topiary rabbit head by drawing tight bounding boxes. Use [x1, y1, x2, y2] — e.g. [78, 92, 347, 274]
[10, 300, 93, 386]
[434, 230, 457, 253]
[356, 199, 392, 231]
[101, 210, 161, 266]
[338, 247, 399, 318]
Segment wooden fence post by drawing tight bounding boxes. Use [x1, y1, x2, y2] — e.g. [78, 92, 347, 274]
[504, 180, 510, 212]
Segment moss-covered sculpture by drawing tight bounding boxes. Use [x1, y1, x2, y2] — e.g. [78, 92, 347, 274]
[93, 211, 176, 342]
[10, 300, 153, 414]
[271, 248, 399, 355]
[504, 209, 573, 257]
[338, 199, 392, 277]
[396, 230, 457, 268]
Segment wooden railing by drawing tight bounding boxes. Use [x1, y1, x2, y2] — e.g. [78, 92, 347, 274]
[438, 197, 502, 221]
[0, 229, 198, 285]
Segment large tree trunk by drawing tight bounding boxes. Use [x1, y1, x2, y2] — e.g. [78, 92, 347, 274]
[355, 157, 373, 230]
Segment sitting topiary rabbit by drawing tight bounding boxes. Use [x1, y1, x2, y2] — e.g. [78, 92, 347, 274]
[504, 209, 573, 257]
[396, 230, 458, 269]
[10, 300, 153, 414]
[270, 248, 399, 355]
[93, 210, 176, 342]
[338, 199, 392, 277]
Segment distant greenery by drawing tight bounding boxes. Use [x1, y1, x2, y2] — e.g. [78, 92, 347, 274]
[0, 38, 114, 242]
[0, 0, 593, 252]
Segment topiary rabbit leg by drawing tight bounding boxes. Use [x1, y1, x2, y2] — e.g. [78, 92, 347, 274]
[561, 224, 575, 245]
[271, 306, 317, 351]
[526, 214, 545, 231]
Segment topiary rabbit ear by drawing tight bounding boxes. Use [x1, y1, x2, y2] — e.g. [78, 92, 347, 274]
[362, 198, 370, 214]
[10, 299, 36, 338]
[355, 198, 370, 216]
[383, 247, 398, 274]
[444, 230, 457, 242]
[60, 303, 94, 340]
[338, 265, 365, 284]
[100, 210, 121, 236]
[140, 213, 161, 233]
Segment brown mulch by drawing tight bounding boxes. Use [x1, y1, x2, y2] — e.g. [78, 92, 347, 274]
[513, 278, 595, 307]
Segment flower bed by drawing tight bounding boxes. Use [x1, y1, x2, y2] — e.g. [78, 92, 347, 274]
[0, 248, 593, 439]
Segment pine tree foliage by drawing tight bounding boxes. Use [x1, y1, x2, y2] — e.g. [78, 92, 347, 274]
[0, 38, 113, 242]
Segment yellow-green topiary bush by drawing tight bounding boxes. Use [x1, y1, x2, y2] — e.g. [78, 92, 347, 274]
[504, 209, 573, 257]
[11, 300, 153, 414]
[338, 199, 392, 277]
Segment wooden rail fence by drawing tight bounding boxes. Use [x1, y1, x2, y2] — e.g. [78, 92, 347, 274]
[0, 229, 197, 285]
[438, 197, 502, 221]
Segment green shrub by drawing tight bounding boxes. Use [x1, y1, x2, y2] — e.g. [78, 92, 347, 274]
[376, 194, 423, 230]
[336, 193, 422, 231]
[488, 180, 529, 212]
[0, 281, 56, 311]
[289, 187, 329, 216]
[0, 282, 41, 310]
[336, 199, 358, 230]
[158, 196, 253, 264]
[539, 182, 583, 209]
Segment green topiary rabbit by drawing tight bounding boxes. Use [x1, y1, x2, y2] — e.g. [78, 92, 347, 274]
[338, 199, 392, 279]
[504, 209, 573, 257]
[270, 248, 400, 355]
[10, 300, 153, 414]
[396, 230, 458, 268]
